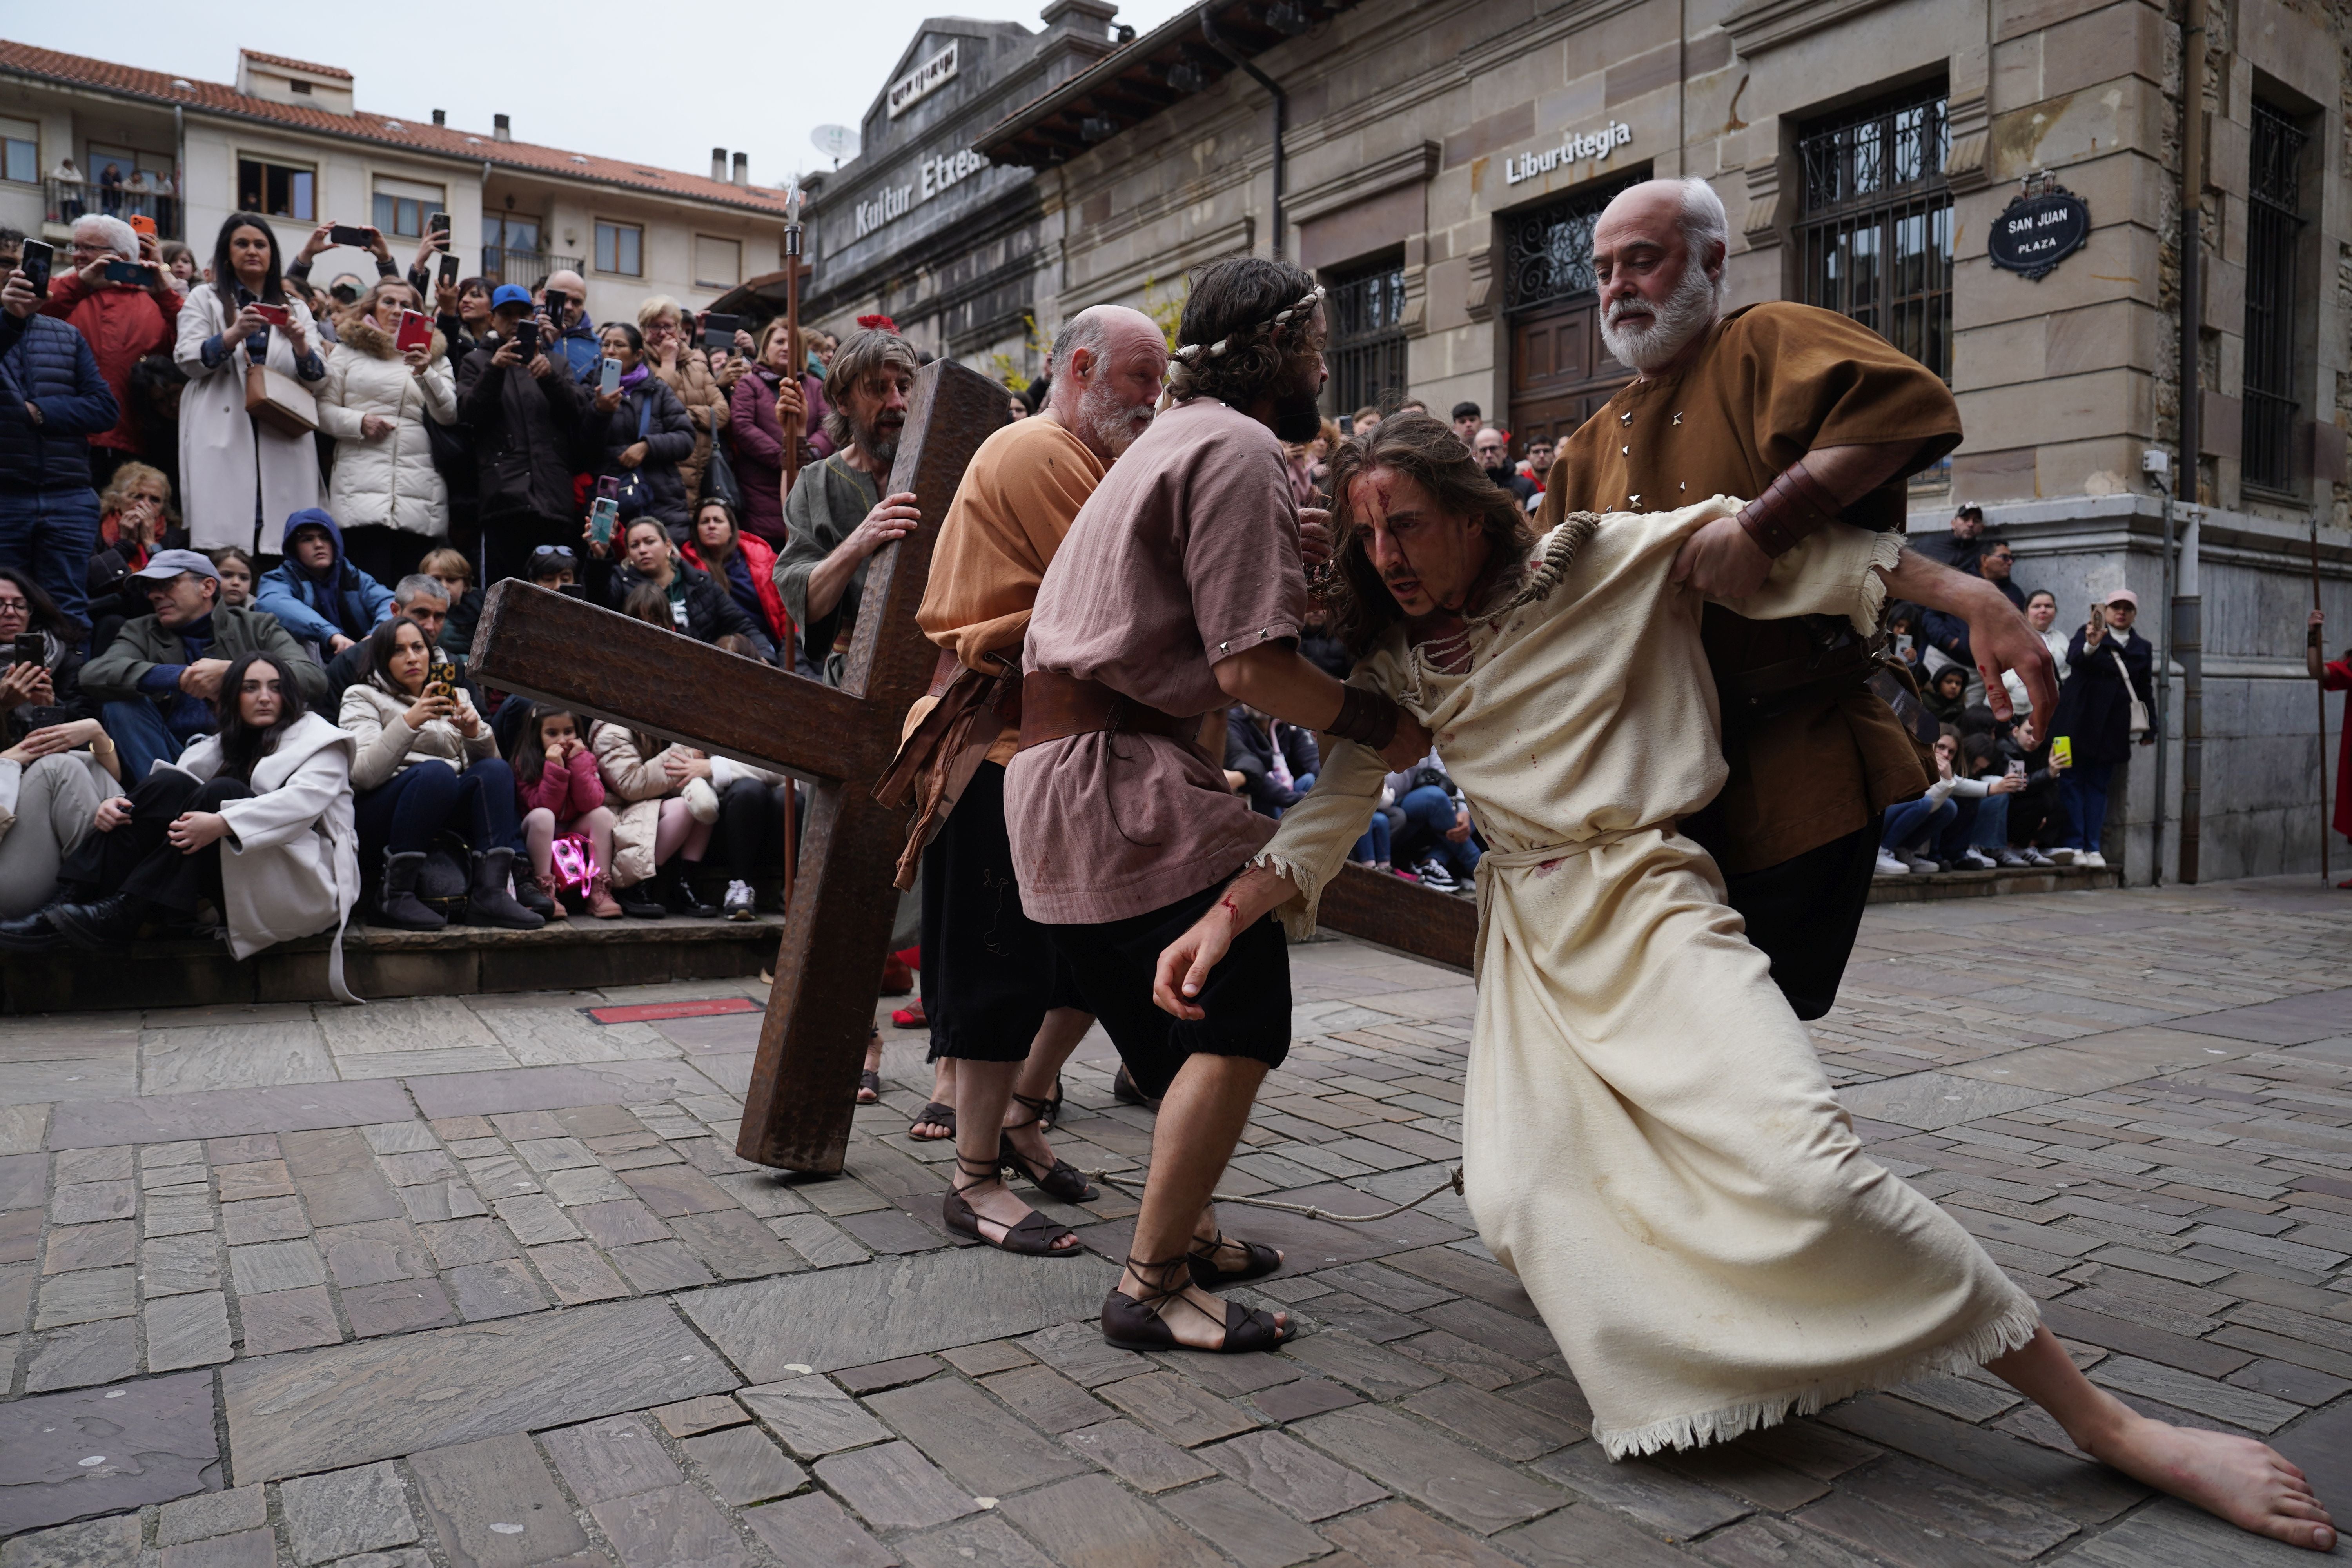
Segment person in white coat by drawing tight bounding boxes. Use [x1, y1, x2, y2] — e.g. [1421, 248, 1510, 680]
[0, 652, 363, 1002]
[175, 212, 327, 559]
[317, 278, 457, 586]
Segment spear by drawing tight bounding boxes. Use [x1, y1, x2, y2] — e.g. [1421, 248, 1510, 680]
[782, 181, 804, 502]
[2316, 514, 2331, 886]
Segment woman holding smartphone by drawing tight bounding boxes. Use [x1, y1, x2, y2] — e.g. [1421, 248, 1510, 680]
[2047, 591, 2156, 870]
[316, 278, 458, 584]
[585, 324, 695, 535]
[175, 212, 326, 559]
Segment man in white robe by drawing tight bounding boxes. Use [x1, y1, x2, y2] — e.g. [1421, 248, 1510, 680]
[1151, 415, 2334, 1553]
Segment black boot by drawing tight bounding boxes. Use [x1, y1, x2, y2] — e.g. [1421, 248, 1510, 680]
[49, 892, 154, 950]
[513, 869, 555, 917]
[1112, 1063, 1163, 1111]
[463, 848, 545, 930]
[0, 906, 68, 953]
[662, 860, 717, 918]
[376, 850, 448, 931]
[614, 878, 666, 918]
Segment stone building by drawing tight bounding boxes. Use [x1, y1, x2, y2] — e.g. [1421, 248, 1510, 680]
[964, 0, 2350, 884]
[798, 3, 1134, 379]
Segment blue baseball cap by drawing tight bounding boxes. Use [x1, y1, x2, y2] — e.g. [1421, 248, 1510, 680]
[490, 284, 533, 310]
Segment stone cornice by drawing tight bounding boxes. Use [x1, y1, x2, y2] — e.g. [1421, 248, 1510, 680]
[1723, 0, 1901, 56]
[1288, 142, 1441, 226]
[1063, 217, 1256, 310]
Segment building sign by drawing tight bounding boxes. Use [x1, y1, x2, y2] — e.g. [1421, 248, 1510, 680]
[887, 42, 958, 118]
[854, 145, 993, 239]
[1504, 120, 1633, 185]
[1987, 181, 2089, 280]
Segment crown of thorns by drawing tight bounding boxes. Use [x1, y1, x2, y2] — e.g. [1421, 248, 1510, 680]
[1172, 285, 1327, 365]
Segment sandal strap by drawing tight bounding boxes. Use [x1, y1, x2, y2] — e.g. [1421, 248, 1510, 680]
[1004, 1091, 1051, 1132]
[951, 1155, 1001, 1193]
[1122, 1254, 1191, 1308]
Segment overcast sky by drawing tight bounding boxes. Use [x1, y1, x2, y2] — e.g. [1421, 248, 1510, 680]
[20, 0, 1193, 188]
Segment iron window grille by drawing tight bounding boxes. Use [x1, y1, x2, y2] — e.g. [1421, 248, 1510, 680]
[1798, 91, 1953, 383]
[2241, 101, 2307, 492]
[1324, 253, 1408, 416]
[1502, 176, 1640, 315]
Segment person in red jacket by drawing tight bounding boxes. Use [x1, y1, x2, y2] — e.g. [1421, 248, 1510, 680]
[678, 498, 792, 661]
[2314, 609, 2352, 888]
[40, 215, 179, 489]
[509, 704, 622, 917]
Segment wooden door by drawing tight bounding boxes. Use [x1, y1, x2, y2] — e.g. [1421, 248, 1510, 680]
[1508, 298, 1630, 456]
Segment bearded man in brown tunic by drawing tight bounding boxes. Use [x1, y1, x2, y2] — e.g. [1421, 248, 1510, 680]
[1543, 178, 2056, 1018]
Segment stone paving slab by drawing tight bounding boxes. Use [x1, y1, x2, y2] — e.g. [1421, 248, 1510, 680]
[0, 876, 2347, 1567]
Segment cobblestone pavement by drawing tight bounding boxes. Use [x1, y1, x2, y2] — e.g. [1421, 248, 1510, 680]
[1, 875, 2347, 1565]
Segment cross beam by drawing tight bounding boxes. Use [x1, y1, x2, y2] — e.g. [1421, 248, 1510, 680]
[472, 356, 1475, 1174]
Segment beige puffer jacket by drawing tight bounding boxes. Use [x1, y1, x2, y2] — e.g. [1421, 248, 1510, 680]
[318, 316, 458, 537]
[339, 679, 497, 791]
[590, 720, 695, 887]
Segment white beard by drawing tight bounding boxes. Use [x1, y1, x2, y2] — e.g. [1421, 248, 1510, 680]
[1079, 374, 1156, 458]
[1599, 261, 1722, 373]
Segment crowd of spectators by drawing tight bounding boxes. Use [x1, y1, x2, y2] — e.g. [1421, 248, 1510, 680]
[0, 209, 837, 958]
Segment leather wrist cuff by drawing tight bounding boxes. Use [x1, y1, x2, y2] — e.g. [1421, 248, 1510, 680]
[1328, 684, 1401, 751]
[1735, 461, 1842, 558]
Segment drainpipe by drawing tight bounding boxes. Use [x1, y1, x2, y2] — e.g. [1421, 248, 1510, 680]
[172, 103, 183, 240]
[2152, 471, 2172, 885]
[2174, 0, 2206, 883]
[1202, 10, 1286, 261]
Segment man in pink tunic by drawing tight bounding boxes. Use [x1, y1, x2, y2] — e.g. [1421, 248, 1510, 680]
[1005, 258, 1429, 1353]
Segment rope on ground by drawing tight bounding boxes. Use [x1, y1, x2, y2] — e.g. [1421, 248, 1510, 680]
[1080, 1165, 1463, 1224]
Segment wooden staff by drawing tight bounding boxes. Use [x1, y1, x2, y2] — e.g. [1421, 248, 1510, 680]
[781, 184, 803, 502]
[2315, 514, 2331, 885]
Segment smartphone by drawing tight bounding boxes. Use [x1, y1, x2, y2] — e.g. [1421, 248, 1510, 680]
[328, 223, 375, 248]
[396, 309, 433, 353]
[425, 651, 458, 700]
[541, 290, 569, 324]
[2007, 759, 2027, 781]
[588, 496, 619, 547]
[596, 476, 622, 503]
[427, 210, 450, 239]
[103, 260, 154, 287]
[128, 214, 157, 238]
[598, 357, 622, 395]
[701, 312, 740, 348]
[2050, 736, 2073, 769]
[15, 239, 52, 299]
[1892, 633, 1913, 658]
[437, 252, 459, 287]
[11, 633, 44, 667]
[514, 319, 539, 358]
[250, 301, 290, 327]
[557, 582, 590, 602]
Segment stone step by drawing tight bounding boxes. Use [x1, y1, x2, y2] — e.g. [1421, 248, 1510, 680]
[1867, 862, 2123, 902]
[0, 914, 788, 1014]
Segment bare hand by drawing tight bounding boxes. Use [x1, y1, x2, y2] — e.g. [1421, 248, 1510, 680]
[849, 492, 920, 559]
[78, 257, 113, 289]
[618, 441, 648, 470]
[1671, 515, 1774, 599]
[580, 516, 610, 559]
[359, 414, 394, 440]
[299, 221, 334, 262]
[0, 272, 34, 319]
[283, 316, 312, 360]
[328, 634, 356, 655]
[434, 280, 459, 316]
[224, 304, 272, 348]
[179, 658, 230, 699]
[734, 328, 756, 359]
[0, 659, 49, 710]
[364, 227, 392, 263]
[593, 387, 621, 415]
[18, 718, 104, 757]
[402, 692, 456, 729]
[1154, 906, 1237, 1021]
[1378, 711, 1433, 773]
[1969, 586, 2060, 723]
[662, 751, 713, 785]
[527, 353, 554, 381]
[451, 694, 483, 738]
[1297, 505, 1331, 571]
[401, 345, 430, 376]
[167, 810, 230, 853]
[774, 380, 806, 436]
[490, 338, 521, 369]
[94, 795, 131, 832]
[1445, 807, 1472, 843]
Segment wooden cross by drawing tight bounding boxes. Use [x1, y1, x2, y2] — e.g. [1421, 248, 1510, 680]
[470, 358, 1473, 1175]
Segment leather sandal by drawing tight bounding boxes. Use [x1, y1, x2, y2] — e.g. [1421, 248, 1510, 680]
[857, 1069, 881, 1104]
[908, 1101, 956, 1140]
[1187, 1231, 1283, 1290]
[1000, 1092, 1097, 1203]
[1038, 1076, 1064, 1132]
[1102, 1254, 1290, 1354]
[942, 1158, 1078, 1256]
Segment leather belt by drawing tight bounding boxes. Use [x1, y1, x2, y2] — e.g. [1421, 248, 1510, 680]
[1718, 633, 1881, 728]
[1018, 670, 1201, 753]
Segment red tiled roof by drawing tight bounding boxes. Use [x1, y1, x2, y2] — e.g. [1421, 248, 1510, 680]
[239, 50, 350, 81]
[0, 39, 789, 217]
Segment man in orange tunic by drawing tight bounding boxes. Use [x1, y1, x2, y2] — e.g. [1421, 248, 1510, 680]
[1544, 178, 2056, 1017]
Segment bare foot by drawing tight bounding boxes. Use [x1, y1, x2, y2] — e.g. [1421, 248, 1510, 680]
[1113, 1267, 1288, 1350]
[956, 1177, 1078, 1251]
[2088, 1410, 2336, 1552]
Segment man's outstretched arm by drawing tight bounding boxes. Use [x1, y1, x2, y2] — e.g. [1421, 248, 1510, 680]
[1879, 548, 2059, 723]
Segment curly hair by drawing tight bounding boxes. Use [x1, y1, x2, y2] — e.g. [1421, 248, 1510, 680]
[1320, 413, 1537, 655]
[1165, 256, 1321, 409]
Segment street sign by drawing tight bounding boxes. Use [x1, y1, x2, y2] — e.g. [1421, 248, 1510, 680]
[1988, 183, 2089, 281]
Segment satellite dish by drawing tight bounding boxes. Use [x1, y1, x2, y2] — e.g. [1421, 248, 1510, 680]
[811, 125, 859, 167]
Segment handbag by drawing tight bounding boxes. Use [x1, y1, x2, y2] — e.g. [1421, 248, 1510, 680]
[2108, 646, 2151, 740]
[245, 360, 318, 437]
[614, 396, 655, 519]
[702, 430, 742, 509]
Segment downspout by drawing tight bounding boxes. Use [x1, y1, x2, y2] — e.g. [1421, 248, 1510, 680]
[172, 103, 184, 239]
[2175, 0, 2206, 882]
[1202, 10, 1286, 261]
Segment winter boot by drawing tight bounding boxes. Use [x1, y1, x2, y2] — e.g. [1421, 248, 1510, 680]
[463, 848, 546, 930]
[515, 869, 558, 918]
[662, 860, 717, 918]
[377, 851, 448, 931]
[586, 871, 625, 919]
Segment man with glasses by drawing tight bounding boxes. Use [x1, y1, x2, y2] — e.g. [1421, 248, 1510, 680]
[40, 214, 178, 492]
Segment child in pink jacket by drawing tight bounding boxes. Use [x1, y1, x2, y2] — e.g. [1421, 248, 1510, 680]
[510, 706, 621, 918]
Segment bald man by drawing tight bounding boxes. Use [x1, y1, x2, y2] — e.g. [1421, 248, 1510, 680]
[884, 306, 1170, 1254]
[539, 269, 599, 376]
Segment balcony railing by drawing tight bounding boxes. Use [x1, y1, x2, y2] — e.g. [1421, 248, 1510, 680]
[481, 247, 584, 292]
[45, 180, 182, 241]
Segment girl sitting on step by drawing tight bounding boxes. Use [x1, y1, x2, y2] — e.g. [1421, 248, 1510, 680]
[509, 704, 622, 919]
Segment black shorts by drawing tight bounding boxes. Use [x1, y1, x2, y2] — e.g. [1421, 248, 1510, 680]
[1044, 878, 1291, 1100]
[1719, 813, 1881, 1021]
[920, 763, 1089, 1063]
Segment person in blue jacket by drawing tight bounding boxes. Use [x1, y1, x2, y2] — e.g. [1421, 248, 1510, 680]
[254, 508, 393, 655]
[0, 261, 120, 635]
